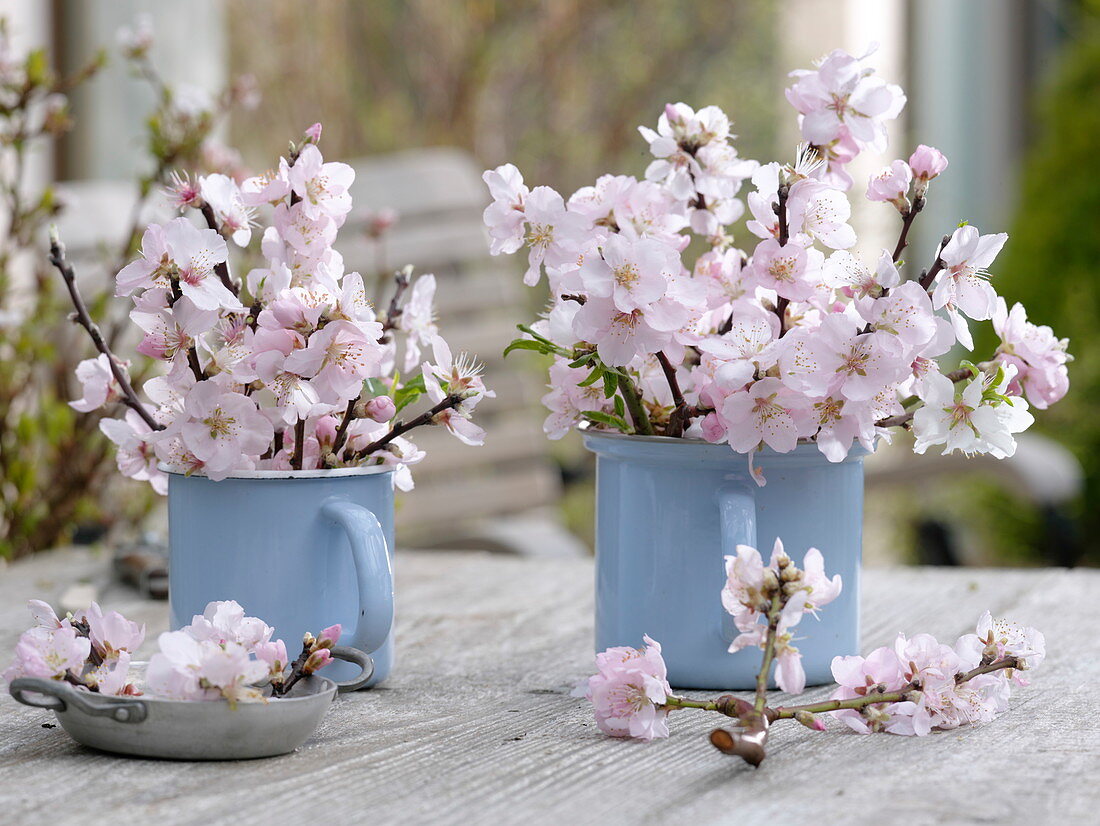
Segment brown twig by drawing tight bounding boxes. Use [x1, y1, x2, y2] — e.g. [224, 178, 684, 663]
[773, 183, 791, 336]
[348, 394, 463, 462]
[657, 351, 692, 438]
[331, 397, 359, 459]
[380, 268, 411, 338]
[198, 201, 240, 297]
[891, 195, 925, 264]
[291, 418, 306, 470]
[918, 233, 951, 290]
[49, 234, 162, 432]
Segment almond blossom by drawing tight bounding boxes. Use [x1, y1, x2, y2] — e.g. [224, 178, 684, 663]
[912, 366, 1033, 458]
[171, 380, 274, 480]
[573, 635, 673, 742]
[70, 353, 123, 412]
[992, 297, 1071, 409]
[483, 163, 529, 256]
[931, 224, 1008, 322]
[288, 143, 354, 223]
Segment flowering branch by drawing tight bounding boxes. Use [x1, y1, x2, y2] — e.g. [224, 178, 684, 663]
[348, 393, 463, 462]
[49, 231, 162, 433]
[918, 233, 951, 290]
[657, 351, 690, 437]
[575, 540, 1044, 769]
[891, 194, 925, 264]
[198, 201, 240, 297]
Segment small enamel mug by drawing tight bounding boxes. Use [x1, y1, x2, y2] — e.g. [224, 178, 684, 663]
[166, 466, 395, 688]
[583, 432, 866, 690]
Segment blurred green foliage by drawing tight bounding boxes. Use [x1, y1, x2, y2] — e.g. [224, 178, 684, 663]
[227, 0, 779, 191]
[994, 10, 1100, 563]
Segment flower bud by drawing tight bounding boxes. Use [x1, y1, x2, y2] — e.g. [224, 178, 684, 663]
[908, 144, 948, 183]
[794, 710, 826, 731]
[304, 123, 323, 143]
[303, 648, 333, 674]
[364, 396, 396, 423]
[316, 624, 342, 650]
[302, 631, 316, 648]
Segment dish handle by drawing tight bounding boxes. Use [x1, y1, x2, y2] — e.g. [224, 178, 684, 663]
[9, 678, 148, 723]
[329, 646, 375, 693]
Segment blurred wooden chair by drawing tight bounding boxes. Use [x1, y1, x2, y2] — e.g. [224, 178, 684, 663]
[340, 149, 585, 556]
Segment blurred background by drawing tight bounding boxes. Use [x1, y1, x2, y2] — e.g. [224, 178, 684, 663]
[1, 0, 1096, 571]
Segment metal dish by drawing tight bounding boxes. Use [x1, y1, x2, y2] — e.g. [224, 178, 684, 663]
[8, 646, 372, 760]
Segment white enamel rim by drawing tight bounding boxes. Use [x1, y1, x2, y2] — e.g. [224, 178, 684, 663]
[158, 464, 393, 480]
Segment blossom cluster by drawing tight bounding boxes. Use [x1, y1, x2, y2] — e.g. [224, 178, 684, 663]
[483, 47, 1070, 476]
[572, 634, 673, 742]
[147, 600, 338, 704]
[722, 538, 842, 693]
[830, 611, 1045, 735]
[576, 541, 1044, 754]
[67, 125, 490, 491]
[1, 598, 340, 706]
[1, 600, 144, 696]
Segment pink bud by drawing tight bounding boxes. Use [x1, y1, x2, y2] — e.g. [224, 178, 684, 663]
[664, 103, 684, 127]
[364, 396, 396, 424]
[317, 624, 341, 649]
[304, 122, 323, 143]
[908, 144, 948, 182]
[303, 648, 333, 674]
[314, 415, 339, 447]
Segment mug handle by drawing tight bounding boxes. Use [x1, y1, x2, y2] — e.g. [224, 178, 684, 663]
[321, 499, 394, 660]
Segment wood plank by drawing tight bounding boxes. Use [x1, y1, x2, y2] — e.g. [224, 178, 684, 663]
[0, 549, 1095, 824]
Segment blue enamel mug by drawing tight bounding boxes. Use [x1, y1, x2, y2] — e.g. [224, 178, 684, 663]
[583, 432, 865, 690]
[166, 467, 395, 688]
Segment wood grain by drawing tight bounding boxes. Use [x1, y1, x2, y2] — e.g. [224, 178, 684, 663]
[0, 548, 1096, 825]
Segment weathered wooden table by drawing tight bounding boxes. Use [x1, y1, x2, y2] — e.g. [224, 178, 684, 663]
[1, 548, 1096, 825]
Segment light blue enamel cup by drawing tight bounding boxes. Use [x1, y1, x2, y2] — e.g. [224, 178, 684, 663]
[583, 432, 865, 690]
[166, 467, 395, 688]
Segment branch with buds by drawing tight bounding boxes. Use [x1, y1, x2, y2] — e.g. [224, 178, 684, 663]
[574, 540, 1045, 767]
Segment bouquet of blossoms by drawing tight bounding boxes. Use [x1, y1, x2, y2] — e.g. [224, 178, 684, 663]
[482, 47, 1070, 479]
[54, 124, 490, 491]
[2, 598, 342, 706]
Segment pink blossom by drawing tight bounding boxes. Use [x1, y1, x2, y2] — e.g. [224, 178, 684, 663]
[175, 381, 274, 479]
[541, 358, 613, 438]
[100, 410, 165, 492]
[84, 650, 135, 696]
[858, 280, 938, 350]
[131, 296, 219, 363]
[865, 159, 912, 211]
[254, 639, 288, 680]
[908, 144, 948, 192]
[572, 295, 685, 367]
[519, 186, 589, 287]
[2, 625, 90, 684]
[482, 164, 529, 256]
[810, 395, 877, 463]
[912, 368, 1033, 458]
[396, 274, 439, 372]
[288, 144, 354, 223]
[992, 297, 1071, 409]
[780, 316, 909, 402]
[84, 601, 145, 660]
[184, 600, 274, 650]
[240, 158, 291, 207]
[932, 225, 1008, 322]
[253, 350, 323, 423]
[823, 249, 899, 300]
[421, 337, 492, 446]
[576, 635, 673, 742]
[749, 238, 824, 302]
[786, 180, 856, 250]
[274, 202, 338, 259]
[718, 377, 813, 453]
[579, 234, 676, 313]
[316, 624, 342, 648]
[284, 319, 386, 405]
[200, 173, 255, 246]
[785, 47, 906, 152]
[70, 353, 123, 412]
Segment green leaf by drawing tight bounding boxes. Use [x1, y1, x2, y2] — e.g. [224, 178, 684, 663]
[393, 373, 426, 415]
[602, 370, 618, 399]
[577, 366, 603, 387]
[362, 377, 389, 398]
[568, 352, 595, 369]
[503, 338, 554, 358]
[582, 411, 633, 433]
[613, 394, 625, 418]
